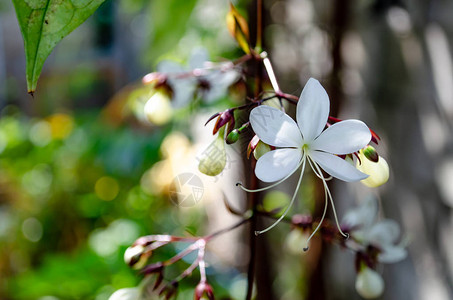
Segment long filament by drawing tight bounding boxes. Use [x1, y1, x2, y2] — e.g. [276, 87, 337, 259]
[236, 159, 304, 193]
[311, 158, 349, 239]
[303, 158, 329, 251]
[255, 155, 306, 235]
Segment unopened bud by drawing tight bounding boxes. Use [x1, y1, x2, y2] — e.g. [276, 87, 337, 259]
[355, 267, 384, 299]
[253, 141, 271, 160]
[363, 146, 379, 163]
[124, 245, 148, 270]
[285, 229, 309, 255]
[109, 287, 140, 300]
[226, 129, 240, 144]
[212, 109, 235, 135]
[199, 127, 227, 176]
[144, 92, 173, 125]
[194, 282, 215, 300]
[356, 149, 390, 188]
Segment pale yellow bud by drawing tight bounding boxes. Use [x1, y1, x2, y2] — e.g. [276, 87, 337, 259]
[355, 267, 385, 299]
[253, 141, 271, 160]
[285, 229, 309, 255]
[356, 150, 390, 187]
[144, 92, 173, 125]
[198, 128, 226, 176]
[124, 245, 148, 270]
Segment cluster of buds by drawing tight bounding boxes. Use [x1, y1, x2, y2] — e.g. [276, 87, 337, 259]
[114, 234, 215, 300]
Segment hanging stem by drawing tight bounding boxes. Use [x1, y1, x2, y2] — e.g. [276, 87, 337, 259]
[256, 0, 263, 51]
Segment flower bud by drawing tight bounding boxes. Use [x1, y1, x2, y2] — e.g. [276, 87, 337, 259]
[355, 267, 384, 299]
[144, 92, 173, 125]
[213, 109, 235, 135]
[356, 149, 389, 188]
[194, 282, 215, 300]
[109, 287, 140, 300]
[198, 127, 226, 176]
[362, 146, 379, 163]
[226, 3, 250, 54]
[226, 129, 240, 144]
[285, 229, 309, 255]
[253, 141, 271, 160]
[124, 245, 148, 270]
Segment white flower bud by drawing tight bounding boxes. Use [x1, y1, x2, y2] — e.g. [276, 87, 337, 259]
[356, 150, 389, 188]
[253, 141, 271, 160]
[109, 287, 140, 300]
[124, 245, 147, 270]
[285, 229, 308, 255]
[144, 92, 173, 125]
[355, 267, 384, 299]
[198, 127, 226, 176]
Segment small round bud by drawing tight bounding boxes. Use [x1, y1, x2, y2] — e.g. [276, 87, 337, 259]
[109, 287, 140, 300]
[124, 245, 148, 270]
[253, 141, 271, 160]
[226, 129, 240, 144]
[144, 92, 173, 125]
[285, 229, 309, 254]
[194, 282, 215, 300]
[355, 267, 385, 299]
[356, 149, 390, 188]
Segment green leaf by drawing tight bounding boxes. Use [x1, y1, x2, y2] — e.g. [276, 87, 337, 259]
[12, 0, 106, 94]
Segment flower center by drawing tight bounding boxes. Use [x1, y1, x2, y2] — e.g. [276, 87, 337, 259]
[302, 143, 310, 154]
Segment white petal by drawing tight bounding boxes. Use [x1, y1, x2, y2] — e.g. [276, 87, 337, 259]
[368, 220, 401, 245]
[157, 60, 185, 73]
[255, 148, 302, 182]
[342, 197, 378, 228]
[296, 78, 330, 141]
[310, 151, 369, 182]
[378, 246, 407, 263]
[189, 48, 210, 69]
[311, 120, 371, 154]
[250, 106, 303, 147]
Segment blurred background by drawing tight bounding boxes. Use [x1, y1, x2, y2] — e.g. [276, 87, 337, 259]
[0, 0, 453, 299]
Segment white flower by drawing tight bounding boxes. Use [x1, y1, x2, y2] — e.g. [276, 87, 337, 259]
[240, 78, 371, 241]
[343, 197, 407, 263]
[249, 78, 371, 183]
[355, 267, 385, 299]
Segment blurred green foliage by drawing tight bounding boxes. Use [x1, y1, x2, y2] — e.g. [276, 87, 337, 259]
[0, 109, 210, 299]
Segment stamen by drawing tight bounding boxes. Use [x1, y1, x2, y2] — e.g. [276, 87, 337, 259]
[255, 155, 307, 235]
[311, 158, 349, 239]
[236, 158, 304, 193]
[304, 157, 329, 251]
[307, 158, 333, 181]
